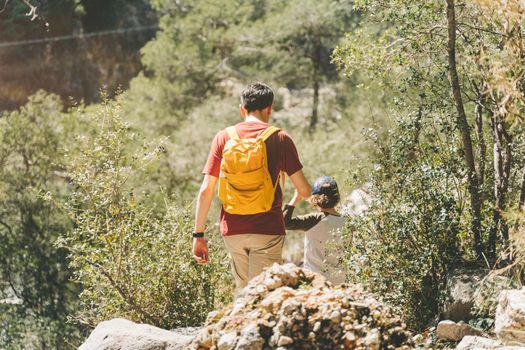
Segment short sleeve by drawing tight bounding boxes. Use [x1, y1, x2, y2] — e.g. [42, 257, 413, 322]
[202, 131, 225, 177]
[280, 131, 303, 176]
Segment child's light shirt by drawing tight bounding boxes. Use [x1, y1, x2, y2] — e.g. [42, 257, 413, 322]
[304, 214, 346, 284]
[283, 205, 346, 284]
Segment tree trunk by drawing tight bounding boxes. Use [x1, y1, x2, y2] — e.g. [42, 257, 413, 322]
[309, 42, 321, 132]
[475, 87, 486, 188]
[488, 115, 512, 261]
[310, 79, 319, 132]
[446, 0, 484, 260]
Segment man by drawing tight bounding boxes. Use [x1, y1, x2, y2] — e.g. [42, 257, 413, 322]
[192, 82, 311, 290]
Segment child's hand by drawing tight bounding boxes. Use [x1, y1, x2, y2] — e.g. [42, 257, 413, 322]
[289, 190, 301, 206]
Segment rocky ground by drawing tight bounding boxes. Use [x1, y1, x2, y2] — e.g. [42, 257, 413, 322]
[80, 263, 413, 350]
[431, 268, 525, 350]
[79, 264, 525, 350]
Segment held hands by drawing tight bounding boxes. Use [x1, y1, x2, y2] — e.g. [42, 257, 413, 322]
[193, 237, 209, 265]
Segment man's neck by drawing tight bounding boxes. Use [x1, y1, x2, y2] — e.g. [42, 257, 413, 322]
[245, 114, 268, 123]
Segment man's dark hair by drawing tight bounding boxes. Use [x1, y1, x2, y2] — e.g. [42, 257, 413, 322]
[241, 82, 274, 112]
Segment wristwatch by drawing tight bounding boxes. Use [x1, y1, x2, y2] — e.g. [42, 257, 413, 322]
[192, 232, 204, 238]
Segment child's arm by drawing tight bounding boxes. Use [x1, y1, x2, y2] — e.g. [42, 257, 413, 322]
[283, 191, 324, 231]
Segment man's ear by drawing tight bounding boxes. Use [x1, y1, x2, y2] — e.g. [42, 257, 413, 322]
[266, 105, 273, 116]
[239, 104, 248, 118]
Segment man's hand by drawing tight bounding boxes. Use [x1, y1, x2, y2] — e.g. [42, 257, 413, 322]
[193, 237, 209, 265]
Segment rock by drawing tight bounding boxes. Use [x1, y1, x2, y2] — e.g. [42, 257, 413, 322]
[495, 289, 525, 345]
[363, 328, 380, 350]
[455, 335, 523, 349]
[442, 267, 487, 322]
[78, 318, 195, 350]
[437, 320, 483, 341]
[330, 310, 342, 323]
[277, 336, 293, 346]
[193, 327, 213, 348]
[190, 263, 414, 349]
[218, 332, 237, 350]
[235, 324, 264, 350]
[473, 273, 515, 316]
[412, 333, 424, 345]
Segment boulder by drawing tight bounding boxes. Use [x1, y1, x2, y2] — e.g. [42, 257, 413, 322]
[191, 263, 414, 350]
[436, 320, 483, 341]
[442, 267, 487, 322]
[473, 272, 516, 317]
[78, 318, 196, 350]
[495, 289, 525, 345]
[455, 335, 523, 350]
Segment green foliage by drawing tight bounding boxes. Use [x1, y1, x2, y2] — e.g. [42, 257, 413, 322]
[128, 0, 263, 129]
[333, 0, 525, 328]
[253, 0, 356, 84]
[58, 95, 232, 328]
[0, 91, 82, 349]
[127, 0, 360, 133]
[343, 115, 464, 329]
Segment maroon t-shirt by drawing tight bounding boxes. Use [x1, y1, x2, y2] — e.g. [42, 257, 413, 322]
[203, 121, 303, 236]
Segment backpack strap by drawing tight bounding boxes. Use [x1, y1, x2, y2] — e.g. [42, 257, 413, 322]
[226, 126, 240, 140]
[259, 126, 281, 141]
[274, 171, 286, 192]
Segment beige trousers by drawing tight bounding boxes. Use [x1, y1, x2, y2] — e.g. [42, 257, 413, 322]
[223, 233, 285, 291]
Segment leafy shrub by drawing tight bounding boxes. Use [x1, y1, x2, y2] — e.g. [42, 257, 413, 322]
[0, 91, 82, 349]
[58, 95, 232, 329]
[342, 115, 464, 329]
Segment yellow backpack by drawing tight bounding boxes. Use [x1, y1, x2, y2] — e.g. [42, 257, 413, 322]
[218, 125, 281, 215]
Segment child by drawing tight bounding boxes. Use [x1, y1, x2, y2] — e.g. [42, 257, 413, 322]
[283, 176, 346, 284]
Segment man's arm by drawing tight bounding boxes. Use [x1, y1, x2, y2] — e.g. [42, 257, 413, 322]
[193, 174, 218, 265]
[289, 169, 311, 199]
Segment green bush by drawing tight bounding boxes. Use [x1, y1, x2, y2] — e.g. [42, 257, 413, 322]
[342, 115, 464, 329]
[0, 91, 82, 349]
[58, 95, 232, 329]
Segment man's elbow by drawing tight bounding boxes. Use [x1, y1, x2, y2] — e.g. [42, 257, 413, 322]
[197, 175, 217, 199]
[198, 186, 214, 199]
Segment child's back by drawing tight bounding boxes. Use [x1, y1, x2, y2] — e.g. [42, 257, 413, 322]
[304, 213, 345, 284]
[283, 176, 346, 284]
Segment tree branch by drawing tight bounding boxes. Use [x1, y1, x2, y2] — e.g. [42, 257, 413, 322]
[446, 0, 483, 260]
[21, 0, 37, 21]
[1, 0, 38, 19]
[98, 267, 157, 325]
[0, 0, 9, 14]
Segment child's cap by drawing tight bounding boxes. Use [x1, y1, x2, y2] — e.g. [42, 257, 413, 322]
[311, 176, 340, 208]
